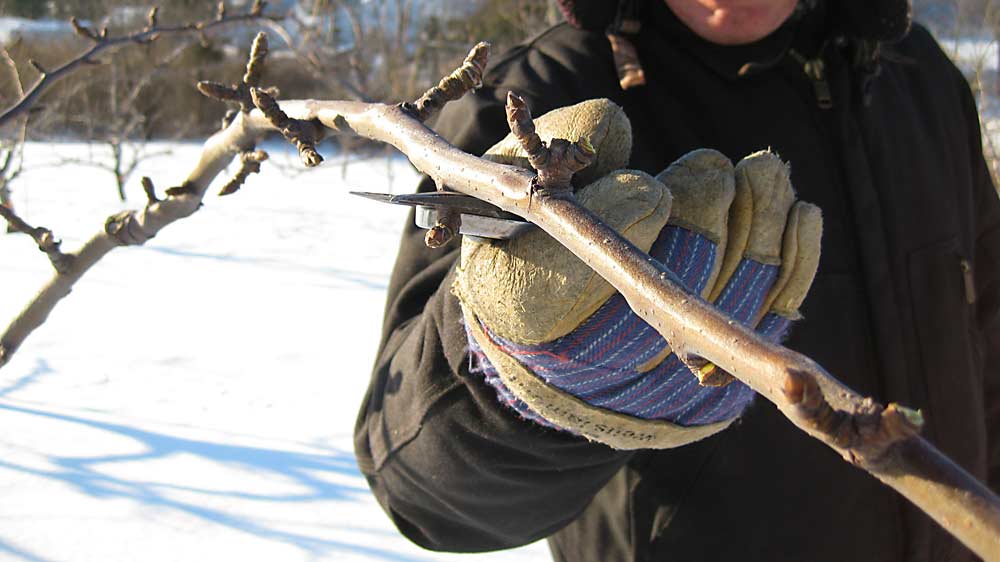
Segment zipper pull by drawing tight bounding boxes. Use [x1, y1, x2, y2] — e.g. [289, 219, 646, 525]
[790, 50, 833, 109]
[960, 258, 977, 304]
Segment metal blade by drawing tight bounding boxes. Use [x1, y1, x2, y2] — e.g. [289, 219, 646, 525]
[351, 191, 535, 239]
[350, 191, 520, 220]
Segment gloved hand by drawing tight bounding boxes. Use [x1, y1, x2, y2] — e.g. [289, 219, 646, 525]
[453, 99, 822, 450]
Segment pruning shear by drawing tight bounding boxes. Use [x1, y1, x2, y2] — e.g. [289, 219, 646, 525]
[351, 191, 536, 240]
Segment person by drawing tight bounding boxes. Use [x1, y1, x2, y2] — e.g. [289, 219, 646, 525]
[354, 1, 1000, 560]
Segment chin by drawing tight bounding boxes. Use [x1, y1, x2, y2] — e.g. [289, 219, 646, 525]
[703, 8, 785, 44]
[666, 0, 799, 46]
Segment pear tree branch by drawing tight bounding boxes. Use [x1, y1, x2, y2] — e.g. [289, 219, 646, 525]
[0, 34, 997, 559]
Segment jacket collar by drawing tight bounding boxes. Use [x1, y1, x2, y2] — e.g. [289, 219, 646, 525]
[639, 1, 826, 81]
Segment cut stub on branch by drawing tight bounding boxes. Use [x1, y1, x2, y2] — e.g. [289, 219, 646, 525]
[783, 368, 923, 465]
[424, 206, 462, 248]
[505, 91, 595, 193]
[105, 210, 155, 246]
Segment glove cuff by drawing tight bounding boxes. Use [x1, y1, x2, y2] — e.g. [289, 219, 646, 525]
[461, 306, 736, 450]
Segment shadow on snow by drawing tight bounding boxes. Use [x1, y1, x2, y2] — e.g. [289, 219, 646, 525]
[0, 399, 423, 562]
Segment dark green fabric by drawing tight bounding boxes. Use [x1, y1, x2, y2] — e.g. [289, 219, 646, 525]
[354, 4, 1000, 561]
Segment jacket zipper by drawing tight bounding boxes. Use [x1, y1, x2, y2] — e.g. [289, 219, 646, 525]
[960, 258, 977, 304]
[790, 49, 833, 109]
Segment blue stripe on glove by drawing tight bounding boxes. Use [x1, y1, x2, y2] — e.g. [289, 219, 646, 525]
[467, 223, 794, 430]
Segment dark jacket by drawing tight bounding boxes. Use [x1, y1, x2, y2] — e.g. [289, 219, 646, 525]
[354, 3, 1000, 561]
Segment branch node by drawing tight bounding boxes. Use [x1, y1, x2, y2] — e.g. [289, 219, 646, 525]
[251, 87, 324, 167]
[880, 403, 924, 441]
[146, 6, 159, 30]
[0, 203, 73, 273]
[141, 176, 159, 204]
[219, 150, 268, 196]
[164, 180, 197, 198]
[104, 210, 155, 246]
[221, 108, 239, 130]
[504, 91, 594, 193]
[70, 17, 100, 42]
[28, 59, 47, 76]
[405, 42, 490, 122]
[424, 207, 461, 248]
[784, 369, 922, 466]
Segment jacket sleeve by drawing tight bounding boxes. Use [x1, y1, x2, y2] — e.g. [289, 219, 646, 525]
[353, 31, 634, 552]
[960, 68, 1000, 493]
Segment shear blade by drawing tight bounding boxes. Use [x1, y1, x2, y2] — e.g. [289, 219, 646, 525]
[350, 191, 535, 240]
[414, 206, 535, 240]
[350, 191, 520, 220]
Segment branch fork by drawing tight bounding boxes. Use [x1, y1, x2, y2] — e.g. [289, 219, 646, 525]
[505, 91, 595, 194]
[197, 31, 272, 115]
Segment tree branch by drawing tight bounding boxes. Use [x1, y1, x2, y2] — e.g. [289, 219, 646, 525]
[1, 36, 998, 559]
[0, 0, 280, 129]
[0, 205, 74, 274]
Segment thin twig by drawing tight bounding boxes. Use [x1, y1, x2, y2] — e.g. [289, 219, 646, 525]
[0, 205, 73, 273]
[219, 150, 268, 196]
[403, 41, 490, 122]
[249, 86, 323, 167]
[197, 31, 271, 114]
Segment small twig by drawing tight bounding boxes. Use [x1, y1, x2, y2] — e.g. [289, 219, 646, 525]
[250, 87, 324, 167]
[140, 176, 159, 204]
[403, 41, 490, 122]
[219, 150, 268, 196]
[28, 60, 47, 76]
[70, 17, 100, 42]
[0, 205, 74, 273]
[197, 32, 271, 114]
[145, 6, 159, 30]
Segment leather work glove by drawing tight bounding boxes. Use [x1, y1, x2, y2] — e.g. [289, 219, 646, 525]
[453, 99, 822, 450]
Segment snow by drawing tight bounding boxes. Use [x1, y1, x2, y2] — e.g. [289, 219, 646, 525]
[0, 142, 551, 562]
[0, 17, 74, 45]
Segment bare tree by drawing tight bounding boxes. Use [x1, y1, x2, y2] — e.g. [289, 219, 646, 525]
[0, 44, 29, 233]
[53, 39, 200, 200]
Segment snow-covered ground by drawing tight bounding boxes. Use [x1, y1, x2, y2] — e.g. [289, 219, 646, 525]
[0, 142, 551, 562]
